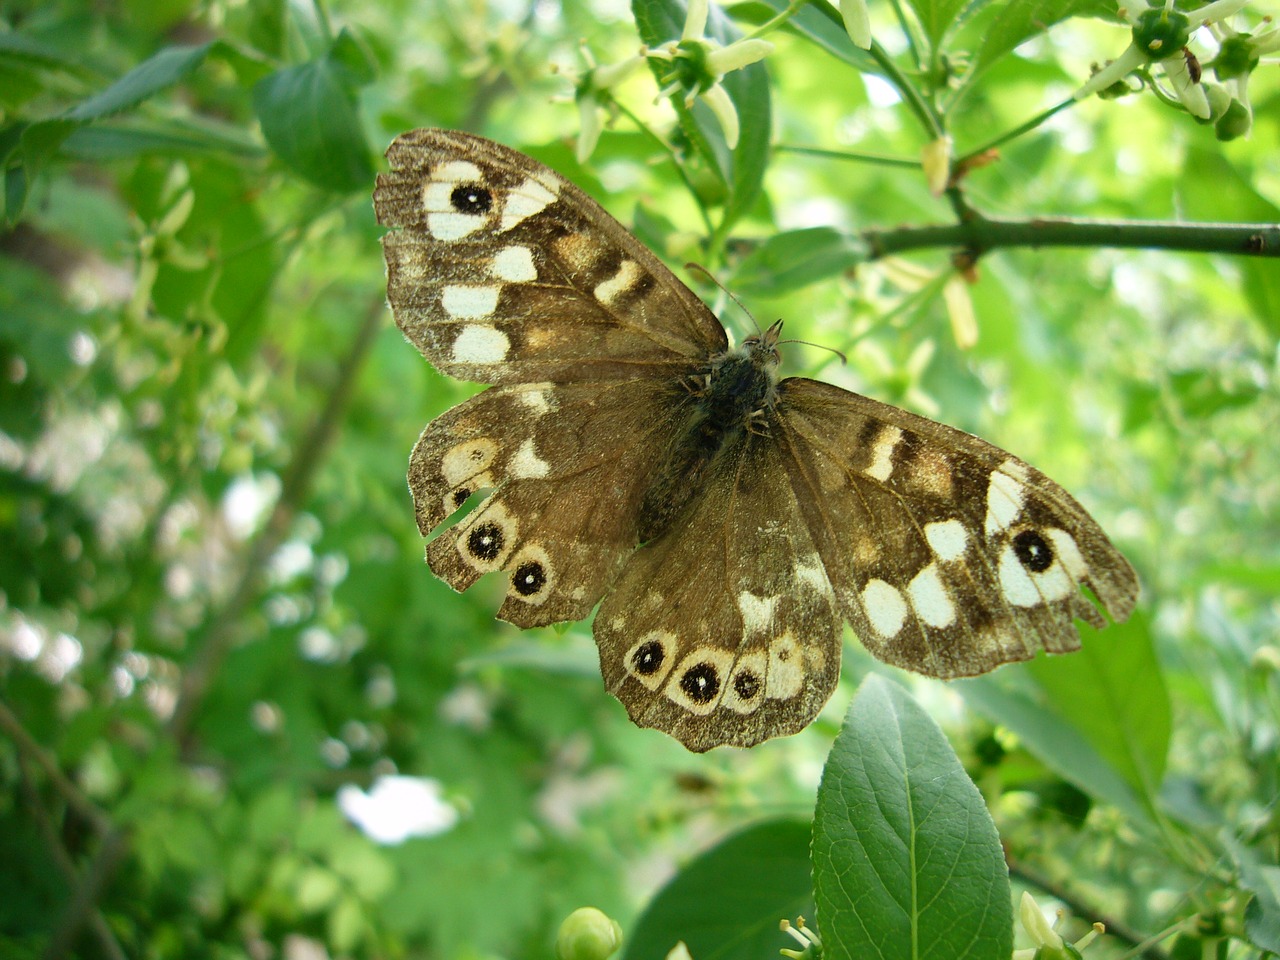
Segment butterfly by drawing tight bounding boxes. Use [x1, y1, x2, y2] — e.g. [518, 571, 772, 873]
[373, 128, 1139, 752]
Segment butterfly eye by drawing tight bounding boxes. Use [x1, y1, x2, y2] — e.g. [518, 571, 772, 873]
[451, 183, 492, 215]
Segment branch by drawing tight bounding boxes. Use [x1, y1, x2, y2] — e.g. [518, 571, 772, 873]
[41, 294, 387, 959]
[863, 215, 1280, 260]
[0, 699, 111, 834]
[167, 294, 387, 748]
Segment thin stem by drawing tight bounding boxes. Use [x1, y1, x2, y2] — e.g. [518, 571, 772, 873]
[866, 39, 944, 138]
[743, 0, 810, 42]
[863, 216, 1280, 260]
[956, 97, 1078, 164]
[0, 699, 111, 834]
[17, 757, 127, 960]
[612, 99, 716, 236]
[776, 143, 921, 168]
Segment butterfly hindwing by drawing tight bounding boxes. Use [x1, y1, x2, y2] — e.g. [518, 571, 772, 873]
[594, 432, 842, 752]
[412, 377, 692, 627]
[774, 378, 1138, 678]
[375, 128, 727, 384]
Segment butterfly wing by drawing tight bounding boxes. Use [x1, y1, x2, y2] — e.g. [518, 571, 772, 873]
[773, 378, 1138, 678]
[376, 129, 727, 625]
[374, 128, 727, 384]
[594, 432, 843, 752]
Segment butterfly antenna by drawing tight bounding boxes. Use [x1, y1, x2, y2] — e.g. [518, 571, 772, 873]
[778, 337, 848, 365]
[684, 262, 762, 336]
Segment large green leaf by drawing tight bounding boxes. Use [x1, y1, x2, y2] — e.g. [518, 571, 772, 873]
[622, 819, 813, 960]
[252, 30, 373, 193]
[1026, 611, 1169, 806]
[813, 675, 1012, 960]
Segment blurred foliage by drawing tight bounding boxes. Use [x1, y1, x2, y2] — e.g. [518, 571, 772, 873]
[0, 0, 1277, 957]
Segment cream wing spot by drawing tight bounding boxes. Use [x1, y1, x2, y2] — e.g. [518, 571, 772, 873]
[998, 544, 1040, 607]
[625, 632, 676, 690]
[862, 579, 908, 638]
[500, 176, 557, 231]
[907, 563, 956, 628]
[442, 285, 500, 319]
[865, 426, 903, 482]
[441, 438, 498, 486]
[451, 325, 509, 364]
[924, 519, 969, 562]
[737, 591, 778, 636]
[491, 245, 536, 281]
[794, 555, 834, 595]
[515, 385, 555, 416]
[985, 467, 1026, 535]
[594, 259, 642, 305]
[508, 437, 550, 479]
[1046, 528, 1089, 579]
[665, 648, 734, 715]
[765, 632, 804, 700]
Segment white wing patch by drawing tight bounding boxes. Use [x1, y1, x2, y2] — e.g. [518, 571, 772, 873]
[865, 425, 903, 482]
[500, 176, 557, 231]
[907, 563, 956, 628]
[442, 284, 500, 319]
[985, 467, 1025, 535]
[508, 437, 549, 479]
[924, 519, 969, 562]
[451, 325, 510, 364]
[862, 578, 908, 638]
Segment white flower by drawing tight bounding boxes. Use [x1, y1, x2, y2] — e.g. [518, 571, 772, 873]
[648, 0, 773, 149]
[1074, 0, 1253, 118]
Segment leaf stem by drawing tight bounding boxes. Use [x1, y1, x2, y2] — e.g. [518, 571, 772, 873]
[776, 143, 921, 168]
[743, 0, 811, 42]
[956, 97, 1078, 164]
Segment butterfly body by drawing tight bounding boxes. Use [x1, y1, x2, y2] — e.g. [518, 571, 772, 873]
[375, 128, 1139, 752]
[640, 321, 781, 542]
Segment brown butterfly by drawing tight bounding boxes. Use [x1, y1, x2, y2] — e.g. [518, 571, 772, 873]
[373, 128, 1139, 752]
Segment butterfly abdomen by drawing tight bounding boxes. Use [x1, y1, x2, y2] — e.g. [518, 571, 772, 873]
[637, 343, 779, 543]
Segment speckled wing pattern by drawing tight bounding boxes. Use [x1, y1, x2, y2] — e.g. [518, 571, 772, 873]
[374, 128, 1139, 752]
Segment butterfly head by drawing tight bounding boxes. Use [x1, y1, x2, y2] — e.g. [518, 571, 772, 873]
[741, 319, 784, 369]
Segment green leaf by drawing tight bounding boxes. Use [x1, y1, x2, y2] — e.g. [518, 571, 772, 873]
[813, 675, 1012, 960]
[905, 0, 970, 46]
[1026, 611, 1169, 806]
[67, 43, 215, 122]
[735, 0, 880, 71]
[1243, 865, 1280, 952]
[968, 0, 1117, 80]
[622, 819, 812, 960]
[733, 227, 869, 296]
[1176, 147, 1280, 336]
[956, 675, 1148, 822]
[252, 42, 374, 193]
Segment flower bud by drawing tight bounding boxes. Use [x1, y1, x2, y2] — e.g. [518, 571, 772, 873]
[556, 907, 623, 960]
[1131, 7, 1192, 59]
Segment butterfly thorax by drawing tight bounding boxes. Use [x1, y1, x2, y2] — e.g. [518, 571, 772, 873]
[637, 323, 783, 543]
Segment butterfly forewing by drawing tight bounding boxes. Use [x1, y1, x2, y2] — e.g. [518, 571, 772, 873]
[774, 378, 1138, 678]
[375, 129, 727, 384]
